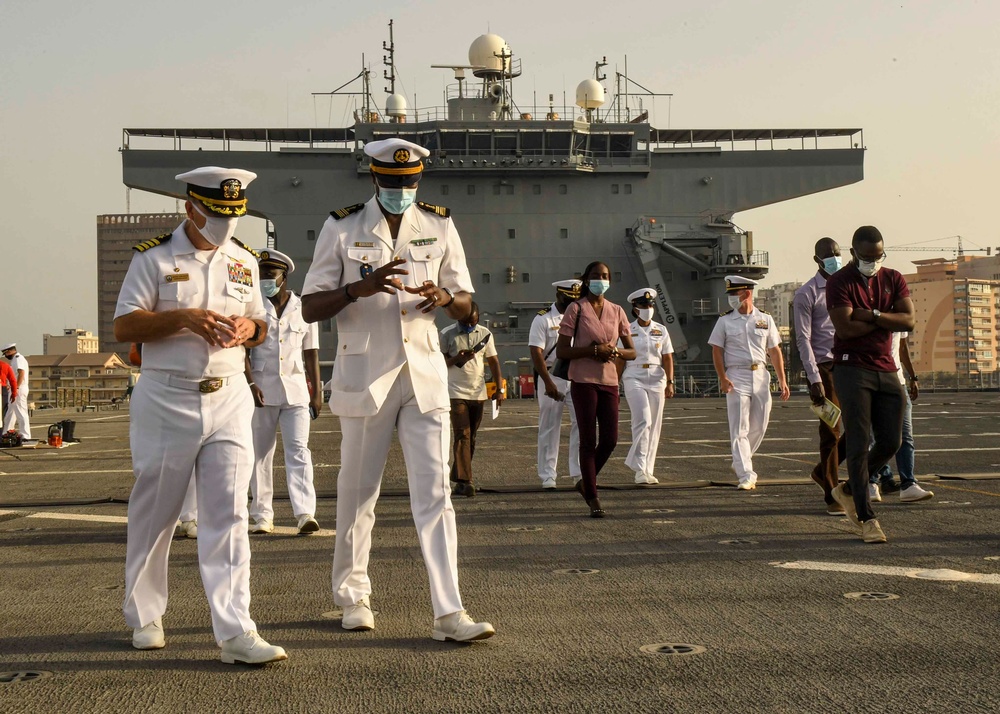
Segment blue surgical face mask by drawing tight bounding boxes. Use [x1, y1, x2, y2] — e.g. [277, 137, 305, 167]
[458, 322, 476, 334]
[589, 279, 610, 296]
[261, 279, 280, 298]
[819, 255, 842, 274]
[377, 186, 418, 214]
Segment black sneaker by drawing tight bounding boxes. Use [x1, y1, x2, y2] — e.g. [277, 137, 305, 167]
[452, 481, 476, 498]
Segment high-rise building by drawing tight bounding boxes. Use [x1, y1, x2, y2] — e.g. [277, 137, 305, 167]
[905, 255, 1000, 376]
[757, 281, 803, 340]
[43, 328, 99, 355]
[97, 213, 184, 355]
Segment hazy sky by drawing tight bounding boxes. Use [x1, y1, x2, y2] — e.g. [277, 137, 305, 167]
[3, 0, 998, 354]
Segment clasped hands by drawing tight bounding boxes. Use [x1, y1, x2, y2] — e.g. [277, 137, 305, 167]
[592, 342, 619, 363]
[183, 309, 257, 348]
[350, 258, 447, 313]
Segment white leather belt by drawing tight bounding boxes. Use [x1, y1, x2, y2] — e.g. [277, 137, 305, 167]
[142, 370, 237, 393]
[728, 363, 764, 371]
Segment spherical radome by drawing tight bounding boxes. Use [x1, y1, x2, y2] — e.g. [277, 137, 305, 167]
[469, 34, 510, 74]
[386, 93, 408, 118]
[576, 79, 605, 110]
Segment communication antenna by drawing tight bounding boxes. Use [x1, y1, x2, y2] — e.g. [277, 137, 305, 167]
[382, 19, 396, 95]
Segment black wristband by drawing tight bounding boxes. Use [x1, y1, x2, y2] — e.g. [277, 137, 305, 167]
[344, 283, 359, 303]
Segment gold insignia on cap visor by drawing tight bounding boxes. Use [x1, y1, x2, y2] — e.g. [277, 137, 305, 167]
[394, 149, 411, 164]
[222, 179, 242, 199]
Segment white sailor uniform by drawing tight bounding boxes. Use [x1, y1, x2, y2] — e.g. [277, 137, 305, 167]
[708, 307, 781, 486]
[528, 304, 581, 484]
[621, 319, 673, 480]
[249, 292, 319, 522]
[302, 196, 473, 619]
[115, 225, 265, 642]
[2, 352, 30, 439]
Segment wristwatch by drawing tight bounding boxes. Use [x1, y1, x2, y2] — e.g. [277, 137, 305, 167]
[667, 379, 675, 384]
[871, 309, 882, 323]
[249, 321, 262, 342]
[440, 286, 455, 307]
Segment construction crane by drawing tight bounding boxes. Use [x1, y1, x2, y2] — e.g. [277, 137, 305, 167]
[886, 235, 991, 257]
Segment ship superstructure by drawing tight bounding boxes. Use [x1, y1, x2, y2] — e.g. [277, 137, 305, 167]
[119, 32, 864, 380]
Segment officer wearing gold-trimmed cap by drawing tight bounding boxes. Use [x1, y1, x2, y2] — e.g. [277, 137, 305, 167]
[528, 279, 583, 489]
[619, 288, 674, 485]
[245, 249, 323, 536]
[114, 166, 286, 664]
[708, 275, 789, 490]
[301, 138, 495, 643]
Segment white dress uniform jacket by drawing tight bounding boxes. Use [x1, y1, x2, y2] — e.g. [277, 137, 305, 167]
[2, 352, 30, 439]
[248, 292, 320, 522]
[620, 320, 674, 479]
[303, 197, 473, 417]
[114, 224, 266, 642]
[302, 197, 475, 618]
[708, 307, 781, 486]
[527, 304, 581, 484]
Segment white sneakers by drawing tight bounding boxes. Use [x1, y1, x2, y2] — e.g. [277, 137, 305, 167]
[249, 518, 274, 534]
[736, 479, 756, 491]
[297, 514, 320, 534]
[862, 518, 888, 544]
[342, 598, 375, 631]
[132, 619, 165, 650]
[432, 611, 496, 642]
[869, 484, 882, 503]
[900, 484, 934, 502]
[541, 478, 557, 490]
[220, 630, 288, 665]
[174, 520, 198, 539]
[634, 472, 659, 485]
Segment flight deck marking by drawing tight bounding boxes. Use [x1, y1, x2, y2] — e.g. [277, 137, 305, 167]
[931, 482, 1000, 499]
[27, 512, 129, 524]
[772, 560, 1000, 585]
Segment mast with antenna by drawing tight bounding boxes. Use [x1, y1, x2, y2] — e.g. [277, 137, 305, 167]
[382, 19, 395, 95]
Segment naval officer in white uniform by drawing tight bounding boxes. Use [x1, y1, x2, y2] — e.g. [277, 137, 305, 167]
[528, 280, 583, 489]
[246, 249, 323, 535]
[619, 289, 675, 485]
[301, 138, 494, 643]
[1, 344, 31, 439]
[708, 276, 790, 490]
[114, 166, 286, 664]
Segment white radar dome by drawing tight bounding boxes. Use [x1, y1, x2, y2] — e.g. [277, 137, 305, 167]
[469, 34, 510, 77]
[386, 93, 408, 119]
[575, 79, 605, 110]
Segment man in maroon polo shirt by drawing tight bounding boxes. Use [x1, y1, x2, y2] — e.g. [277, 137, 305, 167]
[826, 226, 914, 543]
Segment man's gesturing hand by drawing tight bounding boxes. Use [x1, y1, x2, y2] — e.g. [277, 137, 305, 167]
[350, 258, 409, 298]
[404, 280, 448, 313]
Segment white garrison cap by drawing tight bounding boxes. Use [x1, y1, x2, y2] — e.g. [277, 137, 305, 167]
[258, 248, 295, 274]
[1, 343, 15, 351]
[364, 138, 429, 181]
[552, 279, 582, 297]
[175, 166, 257, 217]
[724, 275, 758, 293]
[627, 288, 658, 304]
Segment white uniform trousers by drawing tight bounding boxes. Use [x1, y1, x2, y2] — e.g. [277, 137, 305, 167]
[123, 376, 256, 642]
[2, 390, 30, 439]
[536, 375, 581, 483]
[250, 403, 317, 522]
[725, 368, 773, 484]
[622, 376, 666, 477]
[179, 473, 197, 522]
[332, 365, 463, 618]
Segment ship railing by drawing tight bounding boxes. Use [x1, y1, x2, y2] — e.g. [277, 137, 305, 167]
[712, 248, 769, 269]
[692, 298, 723, 317]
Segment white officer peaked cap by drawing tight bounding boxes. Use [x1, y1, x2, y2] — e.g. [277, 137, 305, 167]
[552, 279, 582, 297]
[724, 275, 758, 293]
[627, 288, 657, 304]
[1, 343, 15, 351]
[364, 138, 429, 178]
[175, 166, 257, 217]
[258, 248, 295, 274]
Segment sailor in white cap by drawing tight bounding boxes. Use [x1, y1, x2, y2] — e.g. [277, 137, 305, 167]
[301, 138, 495, 642]
[114, 166, 287, 664]
[1, 343, 30, 439]
[708, 275, 790, 490]
[528, 280, 583, 489]
[245, 248, 323, 535]
[619, 289, 674, 485]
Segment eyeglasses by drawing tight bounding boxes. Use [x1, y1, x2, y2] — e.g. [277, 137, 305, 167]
[855, 251, 887, 262]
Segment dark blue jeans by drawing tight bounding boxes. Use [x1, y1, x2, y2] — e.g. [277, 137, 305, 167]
[872, 390, 915, 488]
[832, 364, 905, 522]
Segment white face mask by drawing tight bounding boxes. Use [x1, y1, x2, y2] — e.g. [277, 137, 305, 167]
[637, 308, 654, 322]
[728, 295, 743, 310]
[856, 257, 884, 277]
[192, 203, 238, 246]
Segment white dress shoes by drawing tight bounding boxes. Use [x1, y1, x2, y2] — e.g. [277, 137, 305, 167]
[132, 618, 165, 650]
[249, 518, 274, 534]
[644, 473, 659, 485]
[174, 520, 198, 539]
[432, 611, 495, 642]
[342, 598, 375, 631]
[900, 484, 934, 502]
[541, 478, 557, 489]
[297, 514, 320, 533]
[220, 631, 288, 665]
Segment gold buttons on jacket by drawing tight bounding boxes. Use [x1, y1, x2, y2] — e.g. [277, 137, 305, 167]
[401, 309, 407, 316]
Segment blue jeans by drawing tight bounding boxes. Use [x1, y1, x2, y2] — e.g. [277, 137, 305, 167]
[871, 390, 914, 488]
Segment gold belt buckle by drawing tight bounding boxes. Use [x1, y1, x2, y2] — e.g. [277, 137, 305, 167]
[750, 364, 759, 371]
[199, 378, 224, 393]
[642, 363, 651, 368]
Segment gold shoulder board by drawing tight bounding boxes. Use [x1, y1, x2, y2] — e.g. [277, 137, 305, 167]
[417, 201, 451, 218]
[132, 233, 173, 252]
[331, 203, 365, 220]
[720, 309, 734, 316]
[229, 237, 260, 259]
[537, 309, 548, 316]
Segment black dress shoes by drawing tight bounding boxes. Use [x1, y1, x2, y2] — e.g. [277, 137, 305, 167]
[587, 498, 605, 518]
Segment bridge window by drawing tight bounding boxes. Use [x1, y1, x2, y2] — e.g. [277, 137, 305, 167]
[467, 185, 476, 195]
[522, 273, 530, 283]
[508, 229, 516, 240]
[307, 230, 316, 241]
[624, 184, 632, 194]
[441, 185, 449, 195]
[533, 185, 541, 195]
[559, 184, 567, 195]
[611, 184, 619, 194]
[482, 273, 491, 284]
[560, 229, 568, 240]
